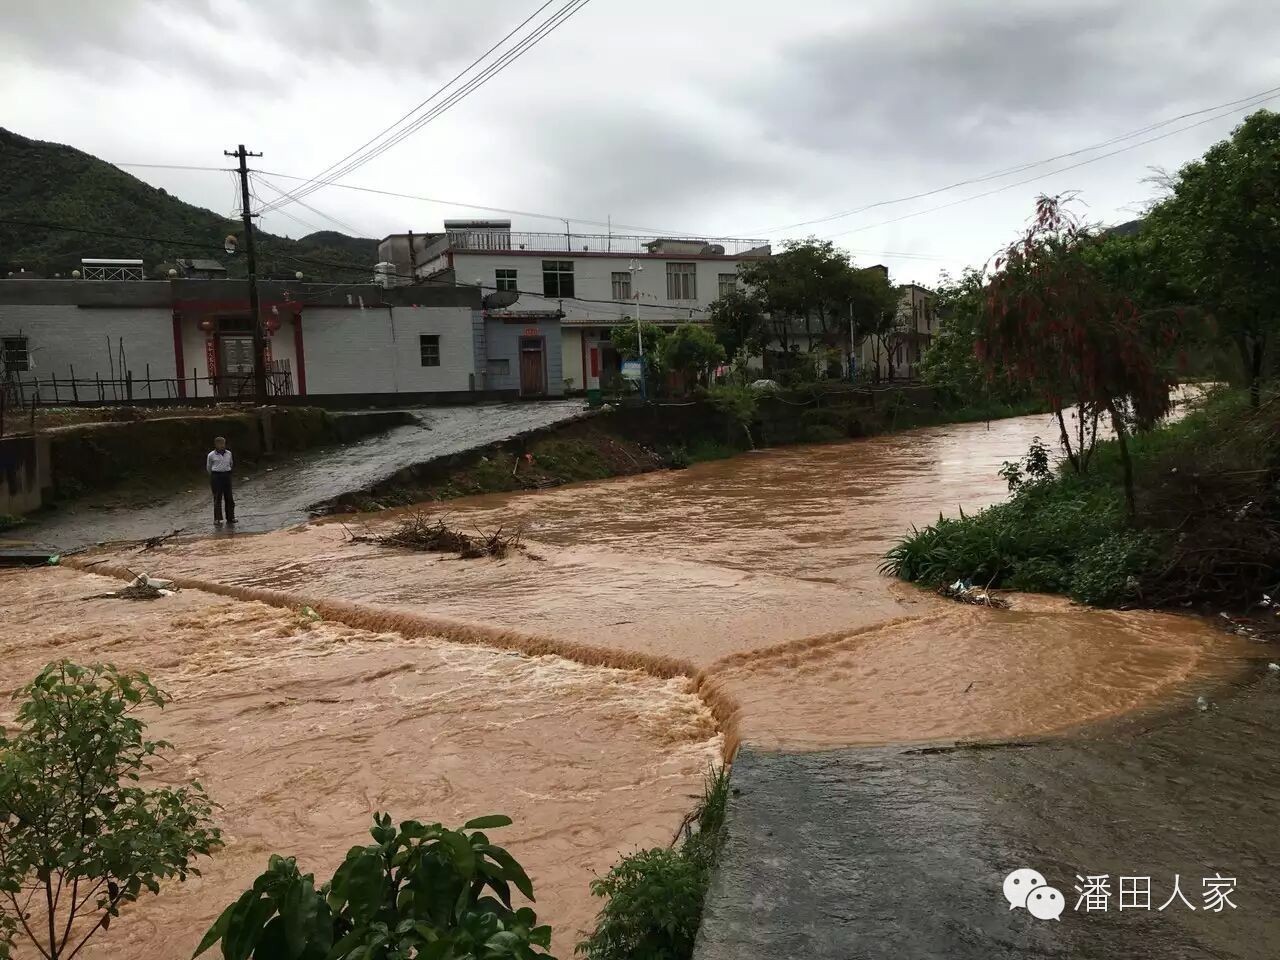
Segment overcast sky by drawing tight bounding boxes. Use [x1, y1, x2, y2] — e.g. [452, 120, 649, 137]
[3, 0, 1278, 284]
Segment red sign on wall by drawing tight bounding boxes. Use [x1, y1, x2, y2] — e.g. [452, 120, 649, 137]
[523, 327, 541, 337]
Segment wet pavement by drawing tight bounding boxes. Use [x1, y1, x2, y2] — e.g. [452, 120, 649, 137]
[11, 401, 583, 550]
[695, 663, 1280, 960]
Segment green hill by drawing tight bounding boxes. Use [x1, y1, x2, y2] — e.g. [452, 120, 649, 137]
[0, 128, 378, 281]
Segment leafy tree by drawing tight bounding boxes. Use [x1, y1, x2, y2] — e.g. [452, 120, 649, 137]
[981, 195, 1190, 515]
[608, 319, 666, 388]
[917, 268, 1031, 405]
[1144, 109, 1280, 407]
[196, 813, 552, 960]
[660, 324, 724, 388]
[738, 239, 894, 362]
[0, 662, 221, 960]
[706, 289, 769, 358]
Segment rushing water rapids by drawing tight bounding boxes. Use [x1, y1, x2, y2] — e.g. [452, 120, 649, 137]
[0, 410, 1248, 958]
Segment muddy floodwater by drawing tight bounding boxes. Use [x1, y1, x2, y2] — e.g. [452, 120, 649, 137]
[1, 410, 1252, 958]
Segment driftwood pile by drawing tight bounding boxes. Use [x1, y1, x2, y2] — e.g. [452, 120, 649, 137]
[347, 512, 524, 560]
[938, 580, 1010, 609]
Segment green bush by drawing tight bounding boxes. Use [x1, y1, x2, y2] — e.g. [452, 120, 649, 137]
[881, 478, 1125, 592]
[1068, 532, 1158, 606]
[577, 768, 727, 960]
[196, 813, 552, 960]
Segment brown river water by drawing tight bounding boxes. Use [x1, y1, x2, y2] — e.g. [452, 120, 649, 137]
[0, 410, 1250, 957]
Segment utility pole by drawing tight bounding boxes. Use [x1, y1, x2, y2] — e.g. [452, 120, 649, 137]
[629, 259, 646, 401]
[225, 144, 267, 404]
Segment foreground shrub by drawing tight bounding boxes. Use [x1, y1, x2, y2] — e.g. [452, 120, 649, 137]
[196, 813, 552, 960]
[0, 662, 221, 960]
[577, 768, 727, 960]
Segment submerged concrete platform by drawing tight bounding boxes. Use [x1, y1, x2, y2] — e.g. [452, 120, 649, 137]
[695, 664, 1279, 960]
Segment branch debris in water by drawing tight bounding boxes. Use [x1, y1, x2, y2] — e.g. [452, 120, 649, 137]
[346, 511, 525, 560]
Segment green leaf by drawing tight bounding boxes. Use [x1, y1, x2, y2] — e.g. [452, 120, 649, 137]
[483, 846, 534, 902]
[191, 899, 235, 957]
[462, 815, 511, 831]
[441, 831, 475, 879]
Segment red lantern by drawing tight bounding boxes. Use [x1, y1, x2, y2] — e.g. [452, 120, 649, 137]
[198, 317, 215, 332]
[265, 316, 281, 336]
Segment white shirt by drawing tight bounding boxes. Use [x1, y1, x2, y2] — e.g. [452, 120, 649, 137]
[207, 449, 233, 473]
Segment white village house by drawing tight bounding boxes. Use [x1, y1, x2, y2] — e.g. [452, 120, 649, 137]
[378, 221, 771, 392]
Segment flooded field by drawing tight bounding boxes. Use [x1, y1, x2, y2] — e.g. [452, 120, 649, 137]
[0, 409, 1250, 957]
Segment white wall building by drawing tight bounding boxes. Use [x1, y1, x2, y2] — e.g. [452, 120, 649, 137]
[381, 221, 770, 392]
[0, 279, 509, 404]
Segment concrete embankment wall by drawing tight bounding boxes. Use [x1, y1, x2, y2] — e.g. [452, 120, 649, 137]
[6, 408, 414, 512]
[0, 434, 50, 518]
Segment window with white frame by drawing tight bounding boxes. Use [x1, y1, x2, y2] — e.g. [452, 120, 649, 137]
[2, 336, 29, 373]
[718, 273, 738, 298]
[611, 271, 632, 300]
[495, 269, 517, 292]
[542, 261, 574, 298]
[419, 334, 440, 367]
[666, 262, 697, 300]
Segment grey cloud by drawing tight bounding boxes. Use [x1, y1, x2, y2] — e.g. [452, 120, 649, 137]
[735, 0, 1280, 169]
[518, 107, 792, 232]
[0, 0, 505, 92]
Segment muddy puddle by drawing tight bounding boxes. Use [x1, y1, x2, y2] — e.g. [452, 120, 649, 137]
[2, 408, 1253, 957]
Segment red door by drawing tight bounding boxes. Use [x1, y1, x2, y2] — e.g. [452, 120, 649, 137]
[519, 337, 545, 396]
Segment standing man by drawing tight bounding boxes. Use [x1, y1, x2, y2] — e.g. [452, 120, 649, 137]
[206, 436, 236, 526]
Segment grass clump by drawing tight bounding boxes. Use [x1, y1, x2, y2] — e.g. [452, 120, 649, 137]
[883, 386, 1280, 609]
[577, 767, 728, 960]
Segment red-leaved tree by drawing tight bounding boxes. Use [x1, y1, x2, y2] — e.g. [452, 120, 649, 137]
[979, 195, 1188, 516]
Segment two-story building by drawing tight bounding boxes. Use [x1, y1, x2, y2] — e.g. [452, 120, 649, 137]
[858, 283, 936, 381]
[378, 221, 770, 392]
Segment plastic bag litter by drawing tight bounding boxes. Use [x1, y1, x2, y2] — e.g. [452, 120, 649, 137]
[131, 574, 176, 593]
[939, 578, 1008, 609]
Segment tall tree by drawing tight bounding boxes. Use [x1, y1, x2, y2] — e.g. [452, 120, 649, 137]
[737, 238, 895, 367]
[981, 196, 1188, 515]
[707, 289, 770, 358]
[1145, 109, 1280, 407]
[661, 323, 725, 388]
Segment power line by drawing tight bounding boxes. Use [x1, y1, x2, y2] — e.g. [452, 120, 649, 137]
[269, 0, 594, 213]
[270, 0, 557, 208]
[264, 0, 594, 214]
[755, 83, 1280, 235]
[822, 90, 1280, 241]
[251, 172, 362, 236]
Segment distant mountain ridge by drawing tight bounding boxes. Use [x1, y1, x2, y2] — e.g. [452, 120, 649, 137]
[0, 128, 378, 280]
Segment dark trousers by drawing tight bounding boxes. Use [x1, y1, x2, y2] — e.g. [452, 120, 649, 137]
[211, 472, 235, 523]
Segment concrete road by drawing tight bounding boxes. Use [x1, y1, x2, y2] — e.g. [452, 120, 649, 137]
[695, 663, 1280, 960]
[11, 401, 584, 550]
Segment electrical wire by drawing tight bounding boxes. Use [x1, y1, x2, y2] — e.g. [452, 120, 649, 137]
[821, 90, 1280, 241]
[268, 0, 557, 207]
[267, 0, 593, 213]
[263, 0, 594, 214]
[251, 173, 362, 236]
[752, 83, 1280, 235]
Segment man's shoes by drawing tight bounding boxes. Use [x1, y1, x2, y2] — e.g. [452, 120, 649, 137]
[226, 518, 238, 526]
[214, 518, 224, 527]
